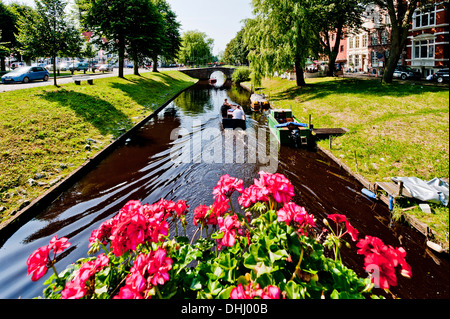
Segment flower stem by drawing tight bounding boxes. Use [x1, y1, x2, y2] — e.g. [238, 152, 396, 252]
[51, 264, 60, 280]
[289, 247, 304, 282]
[155, 285, 163, 299]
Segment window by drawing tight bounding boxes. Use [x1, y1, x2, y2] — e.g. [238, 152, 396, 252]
[340, 45, 344, 52]
[414, 39, 435, 59]
[371, 51, 378, 65]
[381, 30, 388, 45]
[355, 36, 360, 48]
[371, 32, 378, 45]
[349, 37, 354, 49]
[413, 6, 436, 29]
[362, 34, 368, 47]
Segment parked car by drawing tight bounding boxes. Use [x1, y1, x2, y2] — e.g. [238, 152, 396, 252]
[1, 66, 49, 84]
[98, 64, 113, 72]
[69, 62, 89, 72]
[393, 66, 422, 80]
[58, 62, 71, 71]
[431, 68, 449, 83]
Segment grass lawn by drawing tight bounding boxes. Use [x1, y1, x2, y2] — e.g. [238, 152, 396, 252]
[0, 71, 197, 224]
[245, 76, 449, 249]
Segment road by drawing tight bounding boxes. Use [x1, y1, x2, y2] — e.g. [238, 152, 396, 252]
[0, 68, 160, 92]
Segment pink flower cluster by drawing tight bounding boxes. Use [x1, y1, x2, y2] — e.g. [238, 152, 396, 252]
[327, 214, 359, 242]
[230, 283, 280, 299]
[217, 214, 243, 249]
[239, 171, 295, 207]
[61, 254, 109, 299]
[115, 248, 173, 299]
[356, 236, 412, 290]
[89, 199, 187, 256]
[277, 202, 316, 236]
[26, 235, 70, 281]
[213, 174, 244, 203]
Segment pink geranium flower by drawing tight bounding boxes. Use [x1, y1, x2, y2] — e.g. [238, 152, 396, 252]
[356, 236, 412, 290]
[27, 235, 71, 282]
[230, 283, 280, 299]
[61, 253, 109, 299]
[213, 174, 244, 203]
[277, 202, 315, 236]
[327, 214, 359, 242]
[217, 215, 241, 248]
[27, 246, 51, 282]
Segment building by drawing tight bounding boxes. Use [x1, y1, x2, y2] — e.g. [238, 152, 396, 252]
[406, 1, 449, 77]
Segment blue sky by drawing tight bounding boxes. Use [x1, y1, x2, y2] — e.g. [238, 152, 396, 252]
[3, 0, 254, 55]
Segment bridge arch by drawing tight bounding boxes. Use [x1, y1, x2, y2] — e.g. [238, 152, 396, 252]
[179, 67, 236, 80]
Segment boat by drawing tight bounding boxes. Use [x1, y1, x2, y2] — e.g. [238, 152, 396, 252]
[250, 94, 270, 112]
[267, 109, 312, 147]
[221, 107, 246, 130]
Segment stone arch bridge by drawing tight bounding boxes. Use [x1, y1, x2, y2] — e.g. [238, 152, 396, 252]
[179, 67, 236, 80]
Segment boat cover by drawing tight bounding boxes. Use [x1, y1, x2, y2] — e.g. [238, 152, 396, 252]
[275, 122, 308, 128]
[391, 177, 449, 206]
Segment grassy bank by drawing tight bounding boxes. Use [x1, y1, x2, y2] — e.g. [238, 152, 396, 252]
[245, 76, 449, 248]
[0, 71, 197, 224]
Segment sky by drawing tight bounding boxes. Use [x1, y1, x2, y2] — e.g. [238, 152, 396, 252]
[3, 0, 254, 55]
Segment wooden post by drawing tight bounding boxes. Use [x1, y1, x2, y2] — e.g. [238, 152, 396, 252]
[329, 135, 332, 150]
[398, 181, 404, 196]
[309, 114, 312, 129]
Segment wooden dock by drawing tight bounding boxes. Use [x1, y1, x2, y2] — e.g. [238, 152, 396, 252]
[312, 127, 349, 137]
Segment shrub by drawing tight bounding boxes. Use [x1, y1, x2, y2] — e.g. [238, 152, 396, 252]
[232, 67, 251, 84]
[28, 172, 411, 299]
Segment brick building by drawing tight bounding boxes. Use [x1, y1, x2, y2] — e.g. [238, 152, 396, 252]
[406, 1, 449, 77]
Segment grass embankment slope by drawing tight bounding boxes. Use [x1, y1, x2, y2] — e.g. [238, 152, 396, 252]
[0, 71, 197, 224]
[247, 76, 449, 249]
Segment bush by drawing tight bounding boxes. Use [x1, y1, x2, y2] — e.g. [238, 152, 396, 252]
[232, 67, 251, 84]
[27, 172, 412, 299]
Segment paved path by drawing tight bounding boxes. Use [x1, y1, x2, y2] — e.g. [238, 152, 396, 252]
[0, 68, 160, 92]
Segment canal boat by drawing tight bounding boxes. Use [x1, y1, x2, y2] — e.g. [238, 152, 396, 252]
[267, 109, 312, 147]
[250, 94, 270, 112]
[221, 107, 247, 130]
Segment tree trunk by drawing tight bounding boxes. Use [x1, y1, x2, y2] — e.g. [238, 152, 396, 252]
[152, 55, 158, 72]
[132, 53, 140, 76]
[383, 25, 407, 84]
[295, 58, 306, 86]
[327, 22, 344, 76]
[52, 56, 58, 87]
[118, 35, 125, 78]
[0, 57, 5, 72]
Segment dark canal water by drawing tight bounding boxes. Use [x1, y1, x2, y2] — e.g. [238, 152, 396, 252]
[0, 74, 448, 299]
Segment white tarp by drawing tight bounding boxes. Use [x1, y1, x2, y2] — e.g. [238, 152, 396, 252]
[392, 177, 449, 206]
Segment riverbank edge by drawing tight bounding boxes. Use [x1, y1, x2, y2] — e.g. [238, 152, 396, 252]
[239, 81, 448, 254]
[0, 78, 199, 245]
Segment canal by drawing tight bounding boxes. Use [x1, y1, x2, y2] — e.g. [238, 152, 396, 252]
[0, 74, 448, 299]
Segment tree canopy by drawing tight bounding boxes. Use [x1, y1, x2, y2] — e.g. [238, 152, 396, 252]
[177, 30, 214, 67]
[16, 0, 82, 86]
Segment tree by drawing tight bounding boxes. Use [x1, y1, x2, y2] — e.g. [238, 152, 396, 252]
[0, 1, 16, 71]
[369, 0, 436, 83]
[16, 0, 81, 86]
[77, 0, 166, 77]
[126, 0, 164, 75]
[245, 0, 316, 87]
[177, 30, 214, 67]
[151, 0, 182, 72]
[224, 24, 250, 66]
[310, 0, 364, 76]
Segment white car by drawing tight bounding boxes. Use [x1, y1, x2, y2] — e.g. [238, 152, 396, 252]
[98, 64, 113, 72]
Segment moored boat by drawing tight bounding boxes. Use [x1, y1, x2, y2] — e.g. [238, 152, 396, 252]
[267, 109, 312, 147]
[250, 94, 270, 112]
